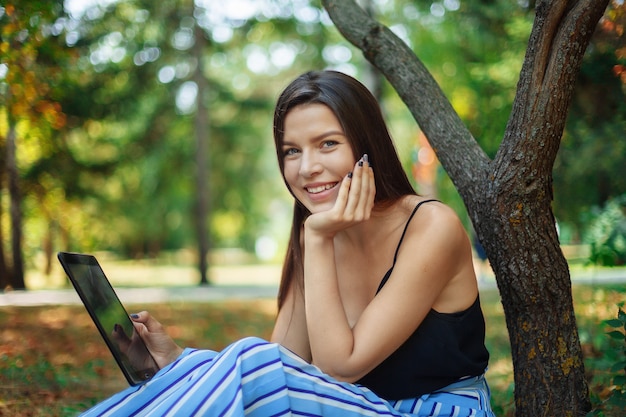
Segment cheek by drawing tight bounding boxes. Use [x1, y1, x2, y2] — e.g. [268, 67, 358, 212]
[336, 153, 357, 174]
[282, 162, 299, 186]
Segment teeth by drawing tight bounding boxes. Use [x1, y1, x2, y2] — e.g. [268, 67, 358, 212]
[307, 183, 336, 194]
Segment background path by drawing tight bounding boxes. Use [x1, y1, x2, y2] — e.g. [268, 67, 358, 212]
[1, 263, 624, 307]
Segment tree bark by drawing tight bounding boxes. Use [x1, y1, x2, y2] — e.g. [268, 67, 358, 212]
[6, 117, 25, 290]
[322, 0, 609, 415]
[193, 22, 211, 285]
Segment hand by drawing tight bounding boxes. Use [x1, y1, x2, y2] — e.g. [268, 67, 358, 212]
[305, 154, 375, 238]
[113, 311, 184, 369]
[111, 322, 160, 373]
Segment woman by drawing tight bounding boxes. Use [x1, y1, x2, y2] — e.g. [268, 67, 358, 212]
[83, 71, 494, 416]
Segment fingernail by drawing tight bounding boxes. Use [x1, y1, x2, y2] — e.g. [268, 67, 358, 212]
[130, 314, 139, 319]
[363, 154, 369, 164]
[358, 160, 363, 167]
[114, 323, 121, 332]
[347, 172, 353, 178]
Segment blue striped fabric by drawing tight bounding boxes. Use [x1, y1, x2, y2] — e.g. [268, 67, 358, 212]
[81, 337, 495, 416]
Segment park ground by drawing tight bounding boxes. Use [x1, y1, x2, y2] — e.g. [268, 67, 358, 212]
[1, 259, 625, 416]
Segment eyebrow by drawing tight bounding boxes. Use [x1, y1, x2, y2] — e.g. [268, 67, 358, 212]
[282, 131, 346, 146]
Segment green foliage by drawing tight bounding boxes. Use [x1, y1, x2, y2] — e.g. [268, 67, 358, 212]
[3, 0, 370, 269]
[0, 1, 69, 127]
[1, 352, 79, 391]
[586, 195, 626, 266]
[1, 1, 624, 286]
[553, 1, 626, 243]
[586, 303, 626, 416]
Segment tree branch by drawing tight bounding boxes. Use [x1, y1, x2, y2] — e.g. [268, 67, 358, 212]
[321, 0, 490, 198]
[495, 0, 610, 183]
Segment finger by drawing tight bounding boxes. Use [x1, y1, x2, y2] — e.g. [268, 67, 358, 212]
[131, 311, 161, 329]
[365, 164, 376, 212]
[344, 158, 365, 216]
[130, 311, 147, 322]
[348, 154, 375, 220]
[131, 320, 148, 339]
[356, 159, 375, 219]
[333, 171, 353, 215]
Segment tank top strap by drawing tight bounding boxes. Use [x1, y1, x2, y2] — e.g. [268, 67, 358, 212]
[376, 199, 439, 293]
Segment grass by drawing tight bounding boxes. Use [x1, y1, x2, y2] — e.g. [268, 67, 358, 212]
[0, 299, 277, 416]
[0, 284, 624, 416]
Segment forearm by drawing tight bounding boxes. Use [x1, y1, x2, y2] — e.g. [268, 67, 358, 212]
[303, 231, 356, 379]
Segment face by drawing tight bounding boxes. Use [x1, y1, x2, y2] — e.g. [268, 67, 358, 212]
[282, 103, 356, 213]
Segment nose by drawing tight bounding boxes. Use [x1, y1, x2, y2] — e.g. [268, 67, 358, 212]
[299, 150, 322, 178]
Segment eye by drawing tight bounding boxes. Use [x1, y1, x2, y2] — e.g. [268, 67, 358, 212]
[322, 140, 339, 148]
[283, 147, 300, 157]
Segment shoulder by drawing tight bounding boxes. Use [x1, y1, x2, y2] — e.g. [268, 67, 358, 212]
[379, 197, 476, 312]
[399, 196, 469, 251]
[401, 196, 462, 225]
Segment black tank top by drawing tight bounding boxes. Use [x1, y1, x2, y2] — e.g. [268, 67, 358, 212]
[356, 199, 489, 400]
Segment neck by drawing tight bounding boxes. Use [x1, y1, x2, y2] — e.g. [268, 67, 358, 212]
[338, 203, 402, 249]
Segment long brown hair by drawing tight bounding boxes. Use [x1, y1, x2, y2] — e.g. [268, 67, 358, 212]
[273, 70, 416, 309]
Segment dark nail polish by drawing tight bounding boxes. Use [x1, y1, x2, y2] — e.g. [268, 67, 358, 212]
[358, 160, 363, 167]
[347, 172, 353, 178]
[130, 314, 139, 319]
[363, 154, 369, 164]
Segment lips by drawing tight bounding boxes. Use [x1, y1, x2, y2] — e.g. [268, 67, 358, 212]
[305, 183, 338, 194]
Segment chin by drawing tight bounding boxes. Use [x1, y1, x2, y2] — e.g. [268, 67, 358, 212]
[306, 202, 335, 214]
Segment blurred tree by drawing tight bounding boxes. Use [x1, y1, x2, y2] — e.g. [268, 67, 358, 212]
[7, 0, 621, 293]
[16, 0, 345, 285]
[322, 0, 610, 415]
[0, 1, 70, 289]
[78, 0, 321, 282]
[193, 19, 211, 285]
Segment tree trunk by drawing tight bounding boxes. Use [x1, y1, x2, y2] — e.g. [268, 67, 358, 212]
[43, 218, 55, 276]
[0, 143, 11, 289]
[193, 22, 211, 285]
[6, 116, 25, 290]
[322, 0, 609, 415]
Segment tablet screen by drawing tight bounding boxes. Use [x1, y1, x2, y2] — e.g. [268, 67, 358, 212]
[58, 252, 159, 385]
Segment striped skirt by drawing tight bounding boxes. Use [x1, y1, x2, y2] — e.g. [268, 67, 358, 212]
[82, 337, 495, 417]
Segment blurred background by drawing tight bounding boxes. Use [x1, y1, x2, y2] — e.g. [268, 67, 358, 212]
[1, 0, 625, 290]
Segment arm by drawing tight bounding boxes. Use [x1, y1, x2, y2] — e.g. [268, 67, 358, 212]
[304, 163, 475, 381]
[270, 279, 312, 362]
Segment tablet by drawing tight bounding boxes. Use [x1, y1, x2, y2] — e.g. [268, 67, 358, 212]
[57, 252, 159, 385]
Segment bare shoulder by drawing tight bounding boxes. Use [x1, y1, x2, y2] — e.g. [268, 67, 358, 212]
[399, 196, 469, 249]
[394, 196, 477, 311]
[400, 196, 463, 224]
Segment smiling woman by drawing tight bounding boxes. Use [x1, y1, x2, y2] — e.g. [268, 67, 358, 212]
[76, 71, 495, 417]
[281, 103, 356, 213]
